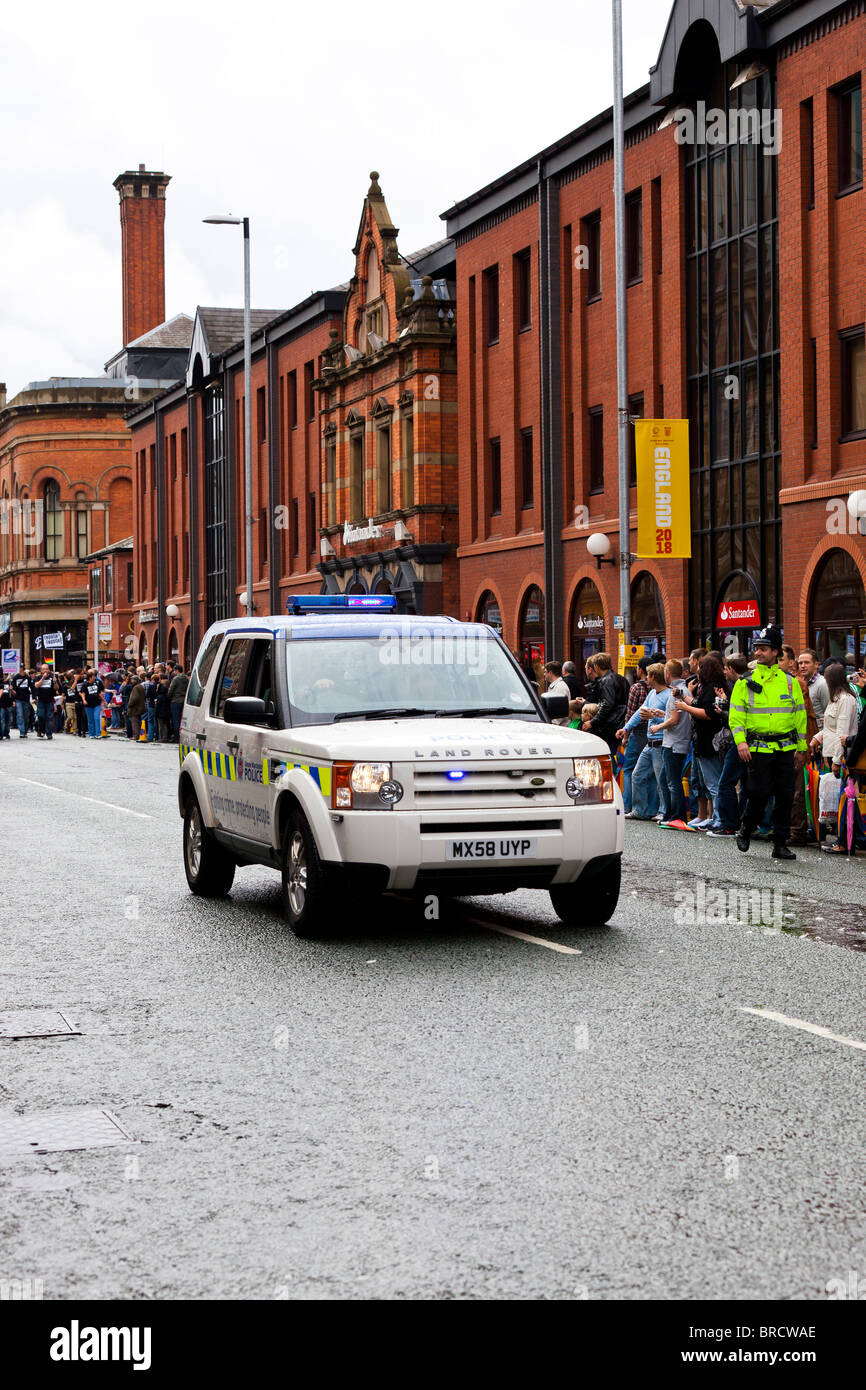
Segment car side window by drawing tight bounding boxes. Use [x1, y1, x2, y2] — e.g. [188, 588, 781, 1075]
[243, 640, 273, 705]
[211, 639, 252, 719]
[187, 632, 223, 708]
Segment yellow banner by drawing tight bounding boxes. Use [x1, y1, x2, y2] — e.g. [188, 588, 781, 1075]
[635, 419, 691, 559]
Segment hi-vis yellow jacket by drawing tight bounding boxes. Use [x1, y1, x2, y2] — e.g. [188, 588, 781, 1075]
[728, 664, 808, 754]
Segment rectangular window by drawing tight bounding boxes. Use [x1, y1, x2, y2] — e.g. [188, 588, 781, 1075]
[802, 99, 815, 210]
[589, 407, 604, 494]
[171, 536, 177, 589]
[291, 498, 299, 557]
[140, 449, 146, 494]
[325, 437, 336, 526]
[288, 371, 298, 429]
[401, 412, 414, 508]
[628, 394, 644, 487]
[90, 569, 101, 608]
[76, 507, 88, 560]
[349, 434, 364, 519]
[376, 423, 391, 513]
[257, 385, 267, 442]
[182, 532, 189, 586]
[837, 80, 863, 194]
[520, 428, 533, 509]
[841, 327, 866, 437]
[181, 428, 188, 476]
[169, 433, 177, 481]
[489, 437, 501, 515]
[104, 562, 112, 608]
[516, 248, 531, 331]
[484, 264, 499, 344]
[127, 561, 134, 604]
[309, 492, 316, 553]
[584, 213, 601, 300]
[149, 444, 156, 490]
[626, 191, 643, 283]
[809, 338, 818, 447]
[305, 361, 315, 421]
[261, 506, 268, 566]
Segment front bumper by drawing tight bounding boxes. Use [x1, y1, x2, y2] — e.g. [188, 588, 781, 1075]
[325, 800, 623, 893]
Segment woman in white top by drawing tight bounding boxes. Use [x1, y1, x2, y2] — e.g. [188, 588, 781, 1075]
[810, 662, 859, 770]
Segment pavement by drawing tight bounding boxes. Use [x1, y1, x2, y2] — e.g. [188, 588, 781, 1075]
[0, 731, 864, 1300]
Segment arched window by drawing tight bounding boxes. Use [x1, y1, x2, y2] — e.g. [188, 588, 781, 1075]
[168, 627, 179, 662]
[810, 549, 866, 665]
[569, 579, 605, 689]
[519, 584, 545, 672]
[138, 632, 148, 665]
[631, 572, 666, 657]
[475, 590, 503, 635]
[44, 480, 62, 562]
[183, 628, 191, 670]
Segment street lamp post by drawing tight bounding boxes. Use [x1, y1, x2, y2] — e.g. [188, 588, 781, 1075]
[612, 0, 631, 647]
[203, 214, 253, 618]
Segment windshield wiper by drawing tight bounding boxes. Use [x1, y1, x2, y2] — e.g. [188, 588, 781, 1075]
[434, 706, 530, 718]
[332, 707, 436, 722]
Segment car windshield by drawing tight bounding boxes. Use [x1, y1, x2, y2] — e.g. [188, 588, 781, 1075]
[285, 632, 538, 727]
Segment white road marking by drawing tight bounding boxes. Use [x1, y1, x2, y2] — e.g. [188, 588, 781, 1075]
[0, 771, 151, 820]
[463, 917, 582, 955]
[741, 1007, 866, 1054]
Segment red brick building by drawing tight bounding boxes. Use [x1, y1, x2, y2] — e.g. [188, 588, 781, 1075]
[126, 173, 456, 662]
[0, 164, 179, 670]
[125, 0, 865, 677]
[443, 0, 866, 672]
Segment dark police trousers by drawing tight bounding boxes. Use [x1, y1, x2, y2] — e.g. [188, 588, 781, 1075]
[741, 750, 795, 847]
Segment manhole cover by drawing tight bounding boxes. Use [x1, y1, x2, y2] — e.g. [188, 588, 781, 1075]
[0, 1108, 133, 1158]
[0, 1010, 81, 1039]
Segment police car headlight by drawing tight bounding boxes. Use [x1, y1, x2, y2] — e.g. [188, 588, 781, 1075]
[569, 756, 614, 804]
[333, 762, 395, 810]
[351, 762, 391, 794]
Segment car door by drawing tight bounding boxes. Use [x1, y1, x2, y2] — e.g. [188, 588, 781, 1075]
[204, 637, 253, 835]
[230, 637, 275, 844]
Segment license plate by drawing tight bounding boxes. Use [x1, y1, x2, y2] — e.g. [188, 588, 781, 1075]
[445, 837, 537, 861]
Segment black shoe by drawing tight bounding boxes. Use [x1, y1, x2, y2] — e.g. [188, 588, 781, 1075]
[736, 829, 750, 853]
[772, 845, 796, 861]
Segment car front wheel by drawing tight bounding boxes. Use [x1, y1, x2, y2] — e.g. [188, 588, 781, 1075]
[549, 856, 621, 927]
[280, 809, 337, 938]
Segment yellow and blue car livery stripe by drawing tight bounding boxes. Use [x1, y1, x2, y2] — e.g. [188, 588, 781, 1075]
[271, 759, 332, 799]
[179, 743, 331, 798]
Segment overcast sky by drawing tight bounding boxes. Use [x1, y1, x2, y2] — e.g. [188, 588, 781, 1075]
[0, 0, 670, 398]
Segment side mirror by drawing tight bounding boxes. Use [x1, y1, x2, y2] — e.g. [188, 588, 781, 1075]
[540, 693, 570, 721]
[223, 696, 272, 727]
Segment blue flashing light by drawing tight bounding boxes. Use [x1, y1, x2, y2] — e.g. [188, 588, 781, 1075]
[286, 594, 397, 614]
[446, 770, 466, 780]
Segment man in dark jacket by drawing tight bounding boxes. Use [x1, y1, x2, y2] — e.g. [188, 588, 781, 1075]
[126, 677, 146, 741]
[11, 669, 34, 739]
[588, 652, 628, 757]
[168, 669, 189, 743]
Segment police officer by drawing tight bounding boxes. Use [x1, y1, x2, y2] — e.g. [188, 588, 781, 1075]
[728, 625, 807, 860]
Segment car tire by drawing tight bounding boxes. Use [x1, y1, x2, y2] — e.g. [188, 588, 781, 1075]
[549, 857, 621, 927]
[183, 794, 235, 897]
[280, 808, 337, 938]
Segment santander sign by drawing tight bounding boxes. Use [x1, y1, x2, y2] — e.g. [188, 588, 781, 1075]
[716, 599, 760, 628]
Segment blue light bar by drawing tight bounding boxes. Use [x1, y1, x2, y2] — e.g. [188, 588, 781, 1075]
[286, 593, 397, 614]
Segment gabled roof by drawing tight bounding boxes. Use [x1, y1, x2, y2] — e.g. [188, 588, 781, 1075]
[197, 307, 281, 358]
[125, 313, 194, 351]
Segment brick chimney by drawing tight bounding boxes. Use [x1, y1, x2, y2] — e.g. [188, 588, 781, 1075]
[113, 164, 171, 347]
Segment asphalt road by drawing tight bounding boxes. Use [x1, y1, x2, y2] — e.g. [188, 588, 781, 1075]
[1, 731, 864, 1301]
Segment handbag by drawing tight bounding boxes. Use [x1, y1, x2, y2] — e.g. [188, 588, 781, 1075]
[712, 724, 734, 753]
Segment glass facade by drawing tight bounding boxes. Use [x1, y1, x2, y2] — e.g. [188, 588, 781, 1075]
[204, 385, 229, 625]
[685, 65, 781, 645]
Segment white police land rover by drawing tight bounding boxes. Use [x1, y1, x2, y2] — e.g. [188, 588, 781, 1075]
[177, 596, 623, 937]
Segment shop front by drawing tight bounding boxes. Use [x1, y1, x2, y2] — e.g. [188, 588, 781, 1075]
[714, 573, 762, 658]
[569, 579, 605, 689]
[518, 585, 545, 685]
[630, 572, 666, 660]
[475, 590, 503, 637]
